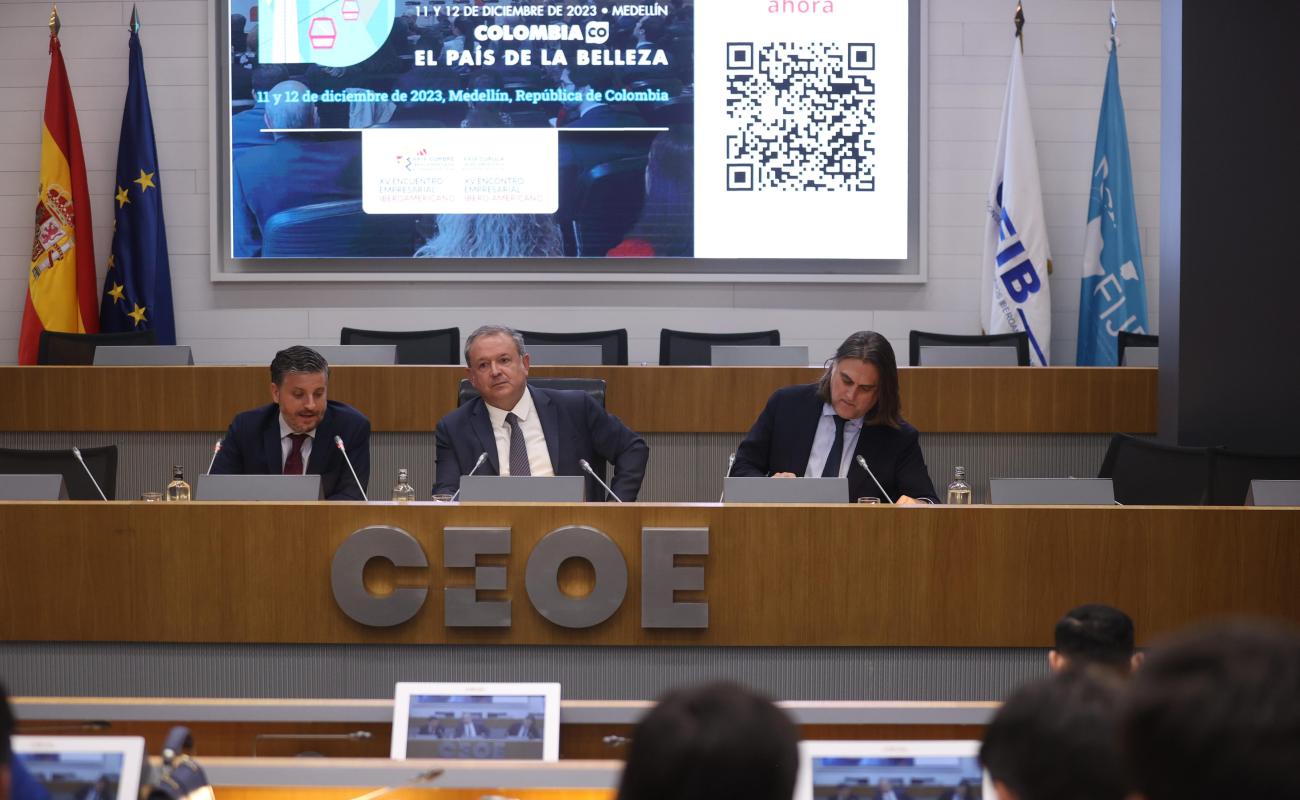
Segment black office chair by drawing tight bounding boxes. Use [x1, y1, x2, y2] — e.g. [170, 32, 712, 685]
[0, 446, 118, 500]
[659, 329, 781, 366]
[264, 200, 418, 258]
[907, 330, 1030, 367]
[1208, 449, 1300, 505]
[1116, 332, 1159, 366]
[1097, 433, 1219, 505]
[340, 327, 460, 365]
[569, 157, 649, 257]
[517, 329, 628, 366]
[38, 330, 157, 366]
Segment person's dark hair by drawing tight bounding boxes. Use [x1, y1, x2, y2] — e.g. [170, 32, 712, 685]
[251, 64, 290, 95]
[980, 668, 1129, 800]
[1, 682, 14, 767]
[463, 325, 527, 366]
[567, 63, 618, 93]
[231, 13, 247, 52]
[815, 331, 901, 427]
[620, 127, 693, 257]
[616, 681, 799, 800]
[1054, 603, 1136, 673]
[269, 346, 329, 386]
[637, 15, 670, 44]
[1121, 619, 1300, 800]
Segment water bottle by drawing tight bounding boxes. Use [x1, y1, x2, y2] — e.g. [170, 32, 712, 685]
[946, 466, 972, 505]
[165, 465, 191, 501]
[391, 468, 416, 503]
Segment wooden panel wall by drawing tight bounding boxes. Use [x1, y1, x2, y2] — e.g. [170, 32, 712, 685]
[0, 366, 1157, 433]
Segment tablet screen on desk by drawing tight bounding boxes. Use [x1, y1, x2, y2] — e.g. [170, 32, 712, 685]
[796, 740, 990, 800]
[391, 682, 561, 761]
[11, 736, 145, 800]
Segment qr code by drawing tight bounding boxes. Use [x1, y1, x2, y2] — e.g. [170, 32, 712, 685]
[724, 42, 877, 192]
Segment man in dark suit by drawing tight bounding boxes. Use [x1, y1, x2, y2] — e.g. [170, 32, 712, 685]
[733, 331, 938, 504]
[211, 346, 371, 501]
[453, 712, 483, 739]
[506, 714, 541, 740]
[231, 80, 362, 257]
[434, 325, 648, 500]
[871, 779, 913, 800]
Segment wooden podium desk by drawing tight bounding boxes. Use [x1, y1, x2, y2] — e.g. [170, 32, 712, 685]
[0, 366, 1157, 434]
[1, 501, 1293, 647]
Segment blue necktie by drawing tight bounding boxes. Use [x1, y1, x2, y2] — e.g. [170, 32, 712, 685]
[821, 416, 848, 478]
[506, 412, 531, 476]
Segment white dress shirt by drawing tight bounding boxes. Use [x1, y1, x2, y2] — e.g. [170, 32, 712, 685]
[278, 413, 317, 472]
[804, 403, 863, 477]
[486, 388, 555, 477]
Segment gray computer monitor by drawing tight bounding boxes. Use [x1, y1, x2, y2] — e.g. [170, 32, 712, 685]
[311, 345, 398, 365]
[1121, 346, 1158, 367]
[458, 475, 586, 502]
[526, 345, 604, 366]
[710, 345, 810, 366]
[723, 476, 849, 504]
[195, 474, 323, 500]
[989, 478, 1116, 505]
[0, 474, 69, 500]
[92, 345, 194, 365]
[918, 346, 1021, 366]
[1244, 480, 1300, 507]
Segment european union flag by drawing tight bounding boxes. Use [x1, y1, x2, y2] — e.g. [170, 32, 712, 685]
[99, 23, 175, 343]
[1076, 42, 1149, 365]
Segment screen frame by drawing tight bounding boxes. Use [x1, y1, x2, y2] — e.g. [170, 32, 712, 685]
[10, 735, 147, 800]
[795, 739, 993, 800]
[390, 681, 562, 761]
[209, 0, 929, 283]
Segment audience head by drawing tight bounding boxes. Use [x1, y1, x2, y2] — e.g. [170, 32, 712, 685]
[463, 325, 530, 410]
[816, 331, 901, 426]
[1121, 619, 1300, 800]
[623, 126, 694, 257]
[263, 80, 318, 135]
[616, 681, 799, 800]
[250, 64, 290, 103]
[1051, 603, 1140, 675]
[269, 346, 330, 434]
[245, 22, 258, 58]
[1, 683, 14, 800]
[231, 13, 247, 52]
[980, 668, 1129, 800]
[417, 214, 563, 259]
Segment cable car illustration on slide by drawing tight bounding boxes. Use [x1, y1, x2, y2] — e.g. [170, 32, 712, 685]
[261, 0, 394, 65]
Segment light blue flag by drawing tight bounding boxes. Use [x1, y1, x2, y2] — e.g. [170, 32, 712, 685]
[1077, 42, 1149, 365]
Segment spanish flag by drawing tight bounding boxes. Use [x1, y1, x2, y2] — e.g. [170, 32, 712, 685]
[20, 15, 98, 365]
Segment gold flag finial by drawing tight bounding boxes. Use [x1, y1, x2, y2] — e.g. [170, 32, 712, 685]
[1014, 1, 1025, 51]
[49, 4, 61, 37]
[130, 4, 140, 33]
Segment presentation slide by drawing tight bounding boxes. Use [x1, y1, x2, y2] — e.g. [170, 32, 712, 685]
[226, 0, 909, 261]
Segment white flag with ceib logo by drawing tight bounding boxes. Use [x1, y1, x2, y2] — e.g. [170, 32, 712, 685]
[981, 39, 1052, 366]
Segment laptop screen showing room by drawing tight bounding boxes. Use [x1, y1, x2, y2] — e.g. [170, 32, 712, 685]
[11, 736, 146, 800]
[796, 741, 991, 800]
[391, 682, 561, 761]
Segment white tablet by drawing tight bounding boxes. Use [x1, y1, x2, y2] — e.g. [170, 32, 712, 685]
[390, 682, 561, 761]
[11, 735, 147, 800]
[795, 740, 992, 800]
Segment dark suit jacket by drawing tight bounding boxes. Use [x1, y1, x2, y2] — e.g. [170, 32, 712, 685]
[434, 386, 649, 501]
[506, 721, 540, 739]
[211, 400, 371, 501]
[557, 104, 655, 222]
[733, 383, 938, 503]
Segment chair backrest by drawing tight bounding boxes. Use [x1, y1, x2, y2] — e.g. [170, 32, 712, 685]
[517, 329, 628, 365]
[907, 330, 1029, 367]
[1209, 449, 1300, 505]
[0, 446, 117, 500]
[1117, 332, 1159, 367]
[659, 329, 781, 366]
[264, 200, 416, 258]
[340, 327, 460, 365]
[572, 157, 648, 257]
[38, 330, 157, 365]
[1097, 434, 1218, 505]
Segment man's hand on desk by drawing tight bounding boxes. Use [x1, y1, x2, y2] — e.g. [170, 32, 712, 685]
[772, 472, 797, 478]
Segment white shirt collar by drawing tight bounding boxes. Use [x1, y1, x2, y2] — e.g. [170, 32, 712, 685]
[821, 402, 864, 430]
[486, 386, 537, 428]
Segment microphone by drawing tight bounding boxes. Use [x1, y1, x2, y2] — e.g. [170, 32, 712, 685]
[579, 458, 623, 503]
[449, 452, 488, 501]
[18, 720, 111, 733]
[854, 455, 894, 504]
[333, 435, 369, 502]
[205, 440, 223, 475]
[70, 446, 108, 501]
[719, 452, 735, 502]
[252, 730, 372, 757]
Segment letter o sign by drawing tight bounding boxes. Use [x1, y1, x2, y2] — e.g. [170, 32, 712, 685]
[524, 525, 627, 629]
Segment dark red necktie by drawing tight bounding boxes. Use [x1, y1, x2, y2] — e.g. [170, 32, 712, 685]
[283, 433, 309, 475]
